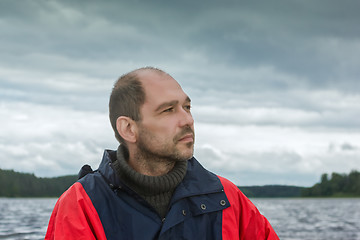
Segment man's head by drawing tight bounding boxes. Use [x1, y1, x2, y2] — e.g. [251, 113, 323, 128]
[109, 67, 164, 144]
[109, 67, 195, 161]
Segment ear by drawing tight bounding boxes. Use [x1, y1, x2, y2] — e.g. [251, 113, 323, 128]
[116, 116, 137, 143]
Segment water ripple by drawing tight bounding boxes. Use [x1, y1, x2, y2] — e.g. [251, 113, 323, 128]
[0, 198, 359, 239]
[252, 198, 360, 240]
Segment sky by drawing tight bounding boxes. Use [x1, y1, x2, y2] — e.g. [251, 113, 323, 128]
[1, 0, 359, 186]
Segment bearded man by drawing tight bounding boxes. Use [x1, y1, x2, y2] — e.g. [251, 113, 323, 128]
[45, 67, 279, 240]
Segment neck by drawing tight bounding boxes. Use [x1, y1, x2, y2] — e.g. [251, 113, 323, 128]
[128, 149, 176, 176]
[113, 144, 188, 218]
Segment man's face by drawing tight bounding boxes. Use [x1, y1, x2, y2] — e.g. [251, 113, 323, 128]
[135, 71, 195, 162]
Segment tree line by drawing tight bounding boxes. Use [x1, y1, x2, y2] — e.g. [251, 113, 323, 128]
[239, 185, 304, 198]
[0, 169, 77, 197]
[302, 170, 360, 197]
[0, 168, 359, 197]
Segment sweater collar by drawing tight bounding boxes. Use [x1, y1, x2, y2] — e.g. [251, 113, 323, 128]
[111, 145, 188, 196]
[98, 149, 224, 198]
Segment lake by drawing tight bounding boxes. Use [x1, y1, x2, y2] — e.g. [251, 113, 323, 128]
[0, 198, 359, 239]
[252, 198, 360, 240]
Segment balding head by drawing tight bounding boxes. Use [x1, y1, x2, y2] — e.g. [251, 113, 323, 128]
[109, 67, 172, 144]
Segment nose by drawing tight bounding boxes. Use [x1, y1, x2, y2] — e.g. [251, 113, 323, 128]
[178, 108, 194, 127]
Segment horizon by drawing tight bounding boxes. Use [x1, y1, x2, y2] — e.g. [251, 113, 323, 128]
[2, 166, 359, 188]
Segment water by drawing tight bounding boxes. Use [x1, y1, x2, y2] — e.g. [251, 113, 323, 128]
[0, 198, 359, 240]
[0, 198, 57, 240]
[252, 198, 360, 240]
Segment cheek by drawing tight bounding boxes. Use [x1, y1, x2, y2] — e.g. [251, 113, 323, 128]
[141, 122, 169, 139]
[141, 117, 179, 138]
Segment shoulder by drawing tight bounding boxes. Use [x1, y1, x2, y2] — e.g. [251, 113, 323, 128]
[217, 175, 243, 197]
[51, 180, 104, 224]
[217, 175, 238, 189]
[56, 181, 91, 207]
[218, 176, 280, 239]
[217, 175, 256, 210]
[46, 182, 107, 239]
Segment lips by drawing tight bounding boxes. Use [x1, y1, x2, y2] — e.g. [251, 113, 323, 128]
[175, 128, 194, 143]
[178, 133, 194, 142]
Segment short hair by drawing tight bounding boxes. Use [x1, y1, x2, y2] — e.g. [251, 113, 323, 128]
[109, 67, 166, 144]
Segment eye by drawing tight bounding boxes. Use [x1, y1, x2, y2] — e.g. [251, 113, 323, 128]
[163, 107, 174, 113]
[184, 105, 191, 112]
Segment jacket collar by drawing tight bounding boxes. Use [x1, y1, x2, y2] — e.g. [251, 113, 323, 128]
[171, 156, 224, 202]
[98, 150, 224, 199]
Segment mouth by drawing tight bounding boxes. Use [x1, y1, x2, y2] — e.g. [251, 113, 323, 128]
[174, 127, 195, 144]
[178, 133, 194, 143]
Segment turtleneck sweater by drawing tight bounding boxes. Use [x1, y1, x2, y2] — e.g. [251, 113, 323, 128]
[112, 145, 188, 219]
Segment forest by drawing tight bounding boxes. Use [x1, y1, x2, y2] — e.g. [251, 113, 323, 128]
[0, 168, 359, 197]
[0, 169, 77, 197]
[301, 170, 360, 197]
[239, 185, 304, 198]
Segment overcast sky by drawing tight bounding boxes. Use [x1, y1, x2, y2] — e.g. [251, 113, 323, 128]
[1, 0, 359, 186]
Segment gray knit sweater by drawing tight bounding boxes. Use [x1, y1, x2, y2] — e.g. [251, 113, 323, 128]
[112, 145, 188, 218]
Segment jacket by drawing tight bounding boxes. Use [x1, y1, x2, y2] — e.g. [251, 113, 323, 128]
[45, 149, 279, 240]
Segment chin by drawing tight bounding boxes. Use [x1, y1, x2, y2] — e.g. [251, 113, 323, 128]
[175, 145, 194, 161]
[182, 152, 194, 161]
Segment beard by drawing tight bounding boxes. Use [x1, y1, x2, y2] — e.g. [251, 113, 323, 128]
[136, 126, 194, 163]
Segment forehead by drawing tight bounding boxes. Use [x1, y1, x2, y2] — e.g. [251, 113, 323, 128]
[138, 70, 189, 107]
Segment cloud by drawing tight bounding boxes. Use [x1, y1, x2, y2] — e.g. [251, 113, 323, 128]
[192, 88, 360, 130]
[341, 142, 358, 151]
[0, 101, 117, 176]
[1, 0, 360, 186]
[193, 122, 360, 185]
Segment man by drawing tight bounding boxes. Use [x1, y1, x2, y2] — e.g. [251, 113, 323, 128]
[45, 67, 279, 239]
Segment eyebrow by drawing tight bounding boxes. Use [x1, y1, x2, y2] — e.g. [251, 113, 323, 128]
[155, 96, 191, 112]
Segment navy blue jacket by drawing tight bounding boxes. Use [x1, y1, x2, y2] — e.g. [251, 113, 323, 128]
[45, 150, 279, 239]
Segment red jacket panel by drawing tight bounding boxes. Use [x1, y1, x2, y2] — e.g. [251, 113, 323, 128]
[219, 176, 279, 240]
[45, 182, 107, 240]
